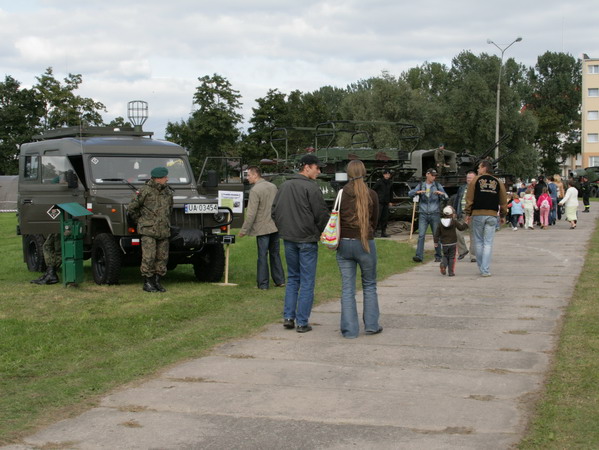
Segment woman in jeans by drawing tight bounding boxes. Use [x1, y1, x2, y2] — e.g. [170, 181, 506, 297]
[336, 160, 382, 338]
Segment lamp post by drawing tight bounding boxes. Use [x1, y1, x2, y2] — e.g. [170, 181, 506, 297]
[487, 37, 522, 164]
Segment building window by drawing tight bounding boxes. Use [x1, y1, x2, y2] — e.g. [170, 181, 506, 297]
[588, 133, 599, 143]
[589, 111, 599, 120]
[589, 88, 599, 97]
[589, 65, 599, 74]
[590, 156, 599, 166]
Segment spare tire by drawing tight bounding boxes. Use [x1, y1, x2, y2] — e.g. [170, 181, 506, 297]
[24, 234, 47, 272]
[193, 244, 225, 282]
[91, 233, 122, 285]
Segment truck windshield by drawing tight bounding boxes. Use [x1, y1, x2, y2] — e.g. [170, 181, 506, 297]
[88, 156, 192, 185]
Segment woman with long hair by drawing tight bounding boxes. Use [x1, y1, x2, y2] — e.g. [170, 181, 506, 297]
[336, 160, 382, 338]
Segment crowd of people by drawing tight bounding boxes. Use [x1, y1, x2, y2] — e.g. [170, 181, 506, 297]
[31, 157, 590, 340]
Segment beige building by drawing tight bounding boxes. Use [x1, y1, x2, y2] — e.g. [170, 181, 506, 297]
[581, 54, 599, 168]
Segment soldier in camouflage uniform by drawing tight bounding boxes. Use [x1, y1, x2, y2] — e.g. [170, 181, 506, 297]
[127, 166, 174, 292]
[30, 233, 61, 285]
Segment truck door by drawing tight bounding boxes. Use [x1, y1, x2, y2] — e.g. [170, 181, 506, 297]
[19, 151, 85, 235]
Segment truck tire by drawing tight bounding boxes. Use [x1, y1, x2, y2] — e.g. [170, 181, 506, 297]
[24, 234, 47, 272]
[193, 244, 225, 282]
[91, 233, 122, 285]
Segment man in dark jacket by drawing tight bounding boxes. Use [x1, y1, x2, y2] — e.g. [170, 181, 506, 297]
[580, 176, 591, 213]
[372, 168, 393, 237]
[272, 154, 329, 333]
[453, 170, 477, 261]
[128, 166, 174, 292]
[464, 160, 507, 277]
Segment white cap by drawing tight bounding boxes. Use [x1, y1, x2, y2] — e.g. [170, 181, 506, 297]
[442, 206, 453, 216]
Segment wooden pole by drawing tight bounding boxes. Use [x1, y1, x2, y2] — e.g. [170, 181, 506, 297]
[409, 198, 417, 241]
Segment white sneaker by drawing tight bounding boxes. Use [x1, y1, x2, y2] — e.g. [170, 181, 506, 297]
[512, 227, 517, 231]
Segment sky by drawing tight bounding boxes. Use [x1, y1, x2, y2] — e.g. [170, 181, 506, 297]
[1, 0, 597, 139]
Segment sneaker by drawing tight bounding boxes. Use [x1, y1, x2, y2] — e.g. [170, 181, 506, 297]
[283, 318, 295, 329]
[434, 256, 442, 263]
[458, 251, 469, 260]
[481, 273, 492, 277]
[513, 227, 518, 231]
[470, 258, 477, 262]
[412, 256, 423, 262]
[296, 324, 312, 333]
[440, 264, 446, 275]
[448, 273, 455, 277]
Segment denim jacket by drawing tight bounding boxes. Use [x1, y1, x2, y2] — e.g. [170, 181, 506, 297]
[408, 181, 448, 215]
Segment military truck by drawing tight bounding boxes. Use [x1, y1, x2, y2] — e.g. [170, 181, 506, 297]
[570, 166, 599, 197]
[266, 120, 421, 222]
[17, 125, 234, 285]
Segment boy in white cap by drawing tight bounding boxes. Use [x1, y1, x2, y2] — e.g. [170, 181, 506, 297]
[433, 205, 468, 277]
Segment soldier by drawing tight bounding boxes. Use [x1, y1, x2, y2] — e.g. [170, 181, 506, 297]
[580, 176, 591, 213]
[434, 144, 449, 176]
[30, 233, 61, 285]
[372, 168, 393, 237]
[127, 166, 174, 292]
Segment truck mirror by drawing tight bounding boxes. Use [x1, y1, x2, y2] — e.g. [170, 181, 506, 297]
[204, 170, 218, 188]
[65, 170, 78, 189]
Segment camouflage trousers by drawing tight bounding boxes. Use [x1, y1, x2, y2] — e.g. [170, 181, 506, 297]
[43, 233, 62, 269]
[140, 236, 169, 277]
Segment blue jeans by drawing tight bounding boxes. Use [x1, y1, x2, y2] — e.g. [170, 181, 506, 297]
[256, 232, 285, 289]
[283, 241, 318, 326]
[416, 212, 442, 260]
[471, 215, 498, 275]
[336, 239, 380, 338]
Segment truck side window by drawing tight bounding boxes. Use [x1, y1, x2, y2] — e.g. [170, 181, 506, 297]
[24, 155, 40, 180]
[42, 156, 73, 184]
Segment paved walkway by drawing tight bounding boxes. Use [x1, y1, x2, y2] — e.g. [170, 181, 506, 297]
[5, 209, 597, 449]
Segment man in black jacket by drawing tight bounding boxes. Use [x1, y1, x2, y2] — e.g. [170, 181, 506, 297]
[272, 154, 329, 333]
[373, 169, 393, 237]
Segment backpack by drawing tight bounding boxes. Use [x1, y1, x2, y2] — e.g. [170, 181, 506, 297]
[540, 198, 550, 209]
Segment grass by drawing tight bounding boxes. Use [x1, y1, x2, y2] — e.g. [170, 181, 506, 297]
[519, 215, 599, 449]
[0, 213, 414, 444]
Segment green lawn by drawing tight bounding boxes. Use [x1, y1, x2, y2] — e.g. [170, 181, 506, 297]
[0, 213, 414, 444]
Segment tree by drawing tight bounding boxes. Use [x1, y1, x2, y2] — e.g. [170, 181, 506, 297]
[166, 74, 242, 171]
[0, 76, 42, 174]
[33, 67, 106, 129]
[525, 52, 581, 174]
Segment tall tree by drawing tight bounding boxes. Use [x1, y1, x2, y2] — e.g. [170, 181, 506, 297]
[34, 67, 106, 129]
[525, 52, 581, 174]
[0, 76, 42, 174]
[166, 74, 242, 171]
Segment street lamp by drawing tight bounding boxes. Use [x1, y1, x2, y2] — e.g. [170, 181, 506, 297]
[487, 36, 522, 165]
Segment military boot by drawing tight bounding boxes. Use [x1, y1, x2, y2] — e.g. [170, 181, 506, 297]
[31, 266, 59, 285]
[143, 276, 158, 292]
[154, 275, 166, 292]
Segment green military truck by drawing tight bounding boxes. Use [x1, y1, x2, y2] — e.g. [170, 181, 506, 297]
[17, 126, 234, 285]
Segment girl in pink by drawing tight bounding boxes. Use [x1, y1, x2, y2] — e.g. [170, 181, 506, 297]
[521, 188, 537, 230]
[537, 187, 552, 229]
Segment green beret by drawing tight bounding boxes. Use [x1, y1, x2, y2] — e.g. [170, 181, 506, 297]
[151, 166, 168, 178]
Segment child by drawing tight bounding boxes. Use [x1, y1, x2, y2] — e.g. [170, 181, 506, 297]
[537, 187, 552, 229]
[433, 205, 468, 277]
[521, 187, 537, 230]
[508, 193, 524, 231]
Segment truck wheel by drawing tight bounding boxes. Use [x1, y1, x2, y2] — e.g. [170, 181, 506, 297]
[24, 234, 47, 272]
[91, 233, 122, 285]
[193, 244, 225, 282]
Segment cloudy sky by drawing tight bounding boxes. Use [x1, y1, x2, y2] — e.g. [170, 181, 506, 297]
[1, 0, 597, 139]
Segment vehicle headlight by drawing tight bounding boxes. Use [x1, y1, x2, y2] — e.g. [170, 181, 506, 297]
[213, 211, 227, 223]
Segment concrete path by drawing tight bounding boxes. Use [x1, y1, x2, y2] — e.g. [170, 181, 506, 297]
[5, 209, 597, 449]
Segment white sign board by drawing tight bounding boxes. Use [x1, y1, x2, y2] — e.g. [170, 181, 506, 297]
[218, 190, 244, 214]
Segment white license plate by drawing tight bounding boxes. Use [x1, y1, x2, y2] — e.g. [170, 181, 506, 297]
[184, 203, 218, 214]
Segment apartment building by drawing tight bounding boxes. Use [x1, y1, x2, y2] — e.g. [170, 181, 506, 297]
[582, 54, 599, 168]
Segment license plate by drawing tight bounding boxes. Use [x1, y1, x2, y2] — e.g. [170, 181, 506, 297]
[184, 203, 218, 214]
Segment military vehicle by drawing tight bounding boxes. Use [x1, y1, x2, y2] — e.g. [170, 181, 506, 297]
[570, 166, 599, 197]
[407, 135, 516, 197]
[266, 121, 421, 223]
[17, 101, 234, 285]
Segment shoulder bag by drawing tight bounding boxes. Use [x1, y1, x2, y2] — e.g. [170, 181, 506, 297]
[320, 189, 343, 250]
